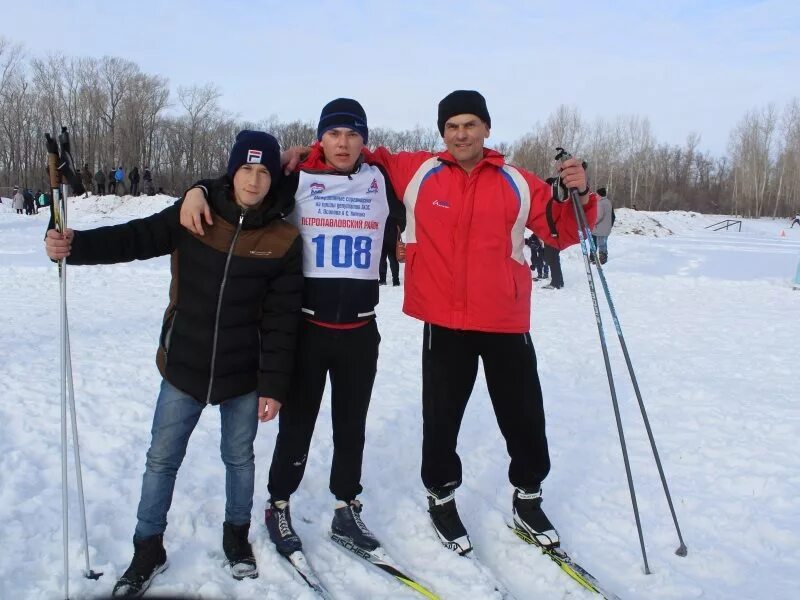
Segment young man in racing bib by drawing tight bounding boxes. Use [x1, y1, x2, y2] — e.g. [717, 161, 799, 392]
[181, 98, 404, 554]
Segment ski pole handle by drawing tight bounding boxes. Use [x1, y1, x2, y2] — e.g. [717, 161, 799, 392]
[45, 134, 61, 189]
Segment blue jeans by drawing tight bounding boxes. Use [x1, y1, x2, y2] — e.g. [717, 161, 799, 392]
[134, 380, 259, 540]
[593, 235, 609, 253]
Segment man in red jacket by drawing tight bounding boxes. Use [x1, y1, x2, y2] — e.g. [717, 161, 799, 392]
[359, 90, 596, 554]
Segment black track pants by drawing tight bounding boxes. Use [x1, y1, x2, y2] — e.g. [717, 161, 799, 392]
[268, 319, 380, 502]
[379, 240, 400, 283]
[543, 245, 563, 288]
[421, 323, 550, 494]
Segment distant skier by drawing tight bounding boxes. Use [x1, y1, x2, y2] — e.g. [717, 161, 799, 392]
[44, 131, 303, 597]
[791, 214, 800, 228]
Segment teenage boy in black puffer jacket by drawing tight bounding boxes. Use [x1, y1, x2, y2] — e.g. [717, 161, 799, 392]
[44, 130, 303, 597]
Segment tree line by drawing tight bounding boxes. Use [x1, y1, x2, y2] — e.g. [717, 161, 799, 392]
[1, 38, 798, 217]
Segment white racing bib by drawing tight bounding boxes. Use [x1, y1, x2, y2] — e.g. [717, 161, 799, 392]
[289, 165, 390, 280]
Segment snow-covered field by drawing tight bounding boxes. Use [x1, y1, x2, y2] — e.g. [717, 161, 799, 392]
[1, 195, 799, 599]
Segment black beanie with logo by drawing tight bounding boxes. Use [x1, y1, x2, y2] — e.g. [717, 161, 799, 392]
[226, 130, 282, 182]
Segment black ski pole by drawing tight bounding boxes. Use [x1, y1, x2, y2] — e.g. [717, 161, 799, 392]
[554, 147, 651, 574]
[557, 147, 688, 559]
[46, 129, 102, 600]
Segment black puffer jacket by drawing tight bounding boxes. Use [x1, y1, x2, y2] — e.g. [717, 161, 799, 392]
[66, 175, 303, 405]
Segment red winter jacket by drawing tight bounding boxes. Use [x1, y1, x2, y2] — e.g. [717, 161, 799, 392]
[363, 147, 597, 333]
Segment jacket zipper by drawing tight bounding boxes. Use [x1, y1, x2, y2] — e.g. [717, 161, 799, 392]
[206, 210, 246, 404]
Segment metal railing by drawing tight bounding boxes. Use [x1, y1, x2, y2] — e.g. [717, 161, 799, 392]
[705, 219, 742, 232]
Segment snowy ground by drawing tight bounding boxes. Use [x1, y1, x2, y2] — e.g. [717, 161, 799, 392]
[1, 195, 799, 599]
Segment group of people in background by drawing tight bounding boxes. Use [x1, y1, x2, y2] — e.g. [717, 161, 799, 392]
[81, 164, 156, 197]
[525, 187, 614, 289]
[11, 186, 49, 214]
[8, 163, 158, 214]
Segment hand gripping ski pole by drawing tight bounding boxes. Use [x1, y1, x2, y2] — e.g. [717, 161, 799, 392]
[554, 147, 687, 574]
[46, 128, 102, 600]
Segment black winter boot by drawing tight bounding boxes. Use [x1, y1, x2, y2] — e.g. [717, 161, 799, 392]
[427, 489, 472, 555]
[512, 487, 559, 548]
[265, 500, 303, 556]
[223, 521, 258, 580]
[112, 534, 168, 597]
[331, 499, 380, 551]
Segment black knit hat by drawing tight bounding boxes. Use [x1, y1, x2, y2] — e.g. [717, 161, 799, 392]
[227, 130, 282, 182]
[437, 90, 491, 135]
[317, 98, 368, 144]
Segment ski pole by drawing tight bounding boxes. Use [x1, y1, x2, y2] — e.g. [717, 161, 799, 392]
[46, 132, 71, 600]
[554, 147, 651, 574]
[63, 234, 103, 582]
[557, 148, 688, 559]
[57, 128, 103, 583]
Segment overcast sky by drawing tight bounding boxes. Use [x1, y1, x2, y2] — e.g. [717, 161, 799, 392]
[3, 0, 798, 155]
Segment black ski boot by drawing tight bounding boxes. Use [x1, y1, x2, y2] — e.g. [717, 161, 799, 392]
[427, 489, 472, 555]
[223, 521, 258, 580]
[512, 487, 559, 548]
[112, 534, 168, 597]
[599, 251, 608, 265]
[265, 500, 303, 556]
[331, 499, 380, 551]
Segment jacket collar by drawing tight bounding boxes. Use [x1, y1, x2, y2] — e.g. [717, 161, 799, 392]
[436, 147, 506, 170]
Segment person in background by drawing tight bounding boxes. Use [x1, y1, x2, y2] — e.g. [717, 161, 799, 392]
[525, 234, 549, 281]
[82, 164, 93, 198]
[378, 214, 403, 286]
[130, 166, 141, 197]
[115, 166, 127, 195]
[790, 214, 800, 228]
[108, 168, 117, 195]
[13, 187, 24, 214]
[23, 188, 35, 215]
[591, 187, 613, 264]
[94, 167, 106, 195]
[540, 177, 565, 290]
[143, 166, 155, 196]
